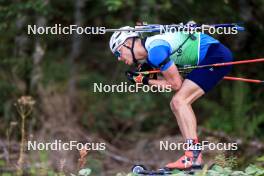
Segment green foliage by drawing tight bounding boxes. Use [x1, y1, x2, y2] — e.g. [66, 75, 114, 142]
[0, 0, 51, 33]
[85, 89, 159, 135]
[200, 82, 264, 138]
[78, 168, 92, 176]
[1, 173, 12, 176]
[215, 153, 237, 169]
[245, 165, 264, 176]
[0, 159, 6, 167]
[83, 155, 103, 175]
[256, 155, 264, 162]
[104, 0, 123, 12]
[42, 56, 70, 87]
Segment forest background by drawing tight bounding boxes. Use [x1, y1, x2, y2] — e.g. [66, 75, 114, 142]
[0, 0, 263, 175]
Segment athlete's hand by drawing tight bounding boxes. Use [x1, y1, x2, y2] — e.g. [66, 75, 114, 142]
[125, 71, 149, 85]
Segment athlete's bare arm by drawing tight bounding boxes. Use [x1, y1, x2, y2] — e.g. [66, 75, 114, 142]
[148, 64, 182, 91]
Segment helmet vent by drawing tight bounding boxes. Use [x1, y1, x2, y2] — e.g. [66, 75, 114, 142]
[112, 43, 116, 49]
[115, 32, 121, 38]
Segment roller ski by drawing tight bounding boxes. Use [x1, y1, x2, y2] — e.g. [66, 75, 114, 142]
[132, 149, 203, 175]
[131, 165, 202, 175]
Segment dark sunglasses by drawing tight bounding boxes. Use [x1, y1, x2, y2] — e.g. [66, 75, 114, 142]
[114, 50, 121, 58]
[114, 43, 131, 59]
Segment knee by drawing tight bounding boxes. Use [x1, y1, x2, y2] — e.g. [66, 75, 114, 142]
[170, 95, 187, 112]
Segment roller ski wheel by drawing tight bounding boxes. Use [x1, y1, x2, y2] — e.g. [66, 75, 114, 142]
[131, 165, 173, 175]
[132, 165, 146, 174]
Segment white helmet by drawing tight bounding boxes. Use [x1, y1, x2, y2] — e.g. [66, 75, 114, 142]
[109, 26, 139, 54]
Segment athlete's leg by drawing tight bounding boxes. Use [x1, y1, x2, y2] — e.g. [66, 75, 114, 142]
[165, 43, 233, 170]
[170, 79, 204, 140]
[166, 79, 204, 170]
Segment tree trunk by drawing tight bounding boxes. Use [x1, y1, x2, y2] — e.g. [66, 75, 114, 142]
[14, 3, 29, 94]
[31, 13, 47, 93]
[68, 0, 85, 112]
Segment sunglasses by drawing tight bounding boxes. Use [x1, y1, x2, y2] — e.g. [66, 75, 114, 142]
[114, 42, 131, 59]
[114, 50, 121, 58]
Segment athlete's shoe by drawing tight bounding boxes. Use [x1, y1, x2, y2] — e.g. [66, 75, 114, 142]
[165, 150, 203, 170]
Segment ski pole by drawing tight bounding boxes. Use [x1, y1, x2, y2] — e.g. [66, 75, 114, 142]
[134, 58, 264, 84]
[136, 71, 264, 84]
[194, 58, 264, 69]
[136, 70, 263, 84]
[136, 58, 264, 75]
[223, 76, 264, 84]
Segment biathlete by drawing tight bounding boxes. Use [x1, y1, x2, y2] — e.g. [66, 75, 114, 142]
[109, 25, 233, 170]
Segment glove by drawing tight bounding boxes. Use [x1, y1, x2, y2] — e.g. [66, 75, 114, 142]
[136, 63, 157, 80]
[125, 71, 149, 85]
